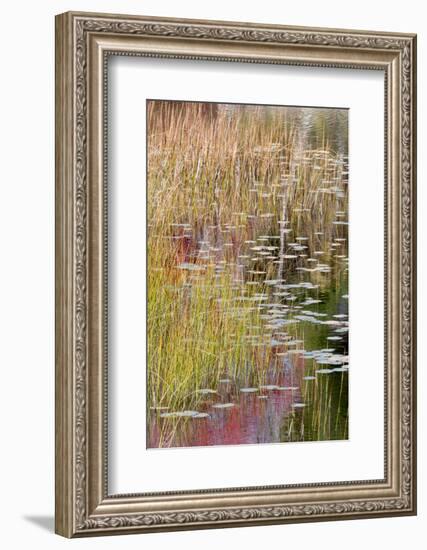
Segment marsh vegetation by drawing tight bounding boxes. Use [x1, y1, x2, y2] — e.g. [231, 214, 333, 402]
[147, 100, 349, 448]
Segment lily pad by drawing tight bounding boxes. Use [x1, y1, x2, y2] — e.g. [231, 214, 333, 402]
[316, 369, 334, 374]
[178, 263, 205, 272]
[193, 412, 210, 418]
[160, 410, 200, 419]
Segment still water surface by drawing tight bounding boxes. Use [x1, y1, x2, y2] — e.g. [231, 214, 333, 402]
[147, 103, 349, 448]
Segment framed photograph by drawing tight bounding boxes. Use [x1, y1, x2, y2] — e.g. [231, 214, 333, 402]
[55, 11, 417, 537]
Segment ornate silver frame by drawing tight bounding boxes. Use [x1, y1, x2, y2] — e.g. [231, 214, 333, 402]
[55, 11, 417, 537]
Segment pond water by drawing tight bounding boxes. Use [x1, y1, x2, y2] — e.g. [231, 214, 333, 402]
[147, 102, 349, 449]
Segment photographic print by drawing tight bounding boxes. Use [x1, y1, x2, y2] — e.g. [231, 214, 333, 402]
[56, 12, 416, 536]
[147, 100, 349, 449]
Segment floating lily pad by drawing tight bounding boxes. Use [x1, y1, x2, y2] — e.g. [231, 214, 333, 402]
[294, 315, 320, 323]
[178, 263, 205, 272]
[193, 412, 210, 419]
[160, 410, 200, 419]
[316, 369, 334, 374]
[196, 389, 217, 395]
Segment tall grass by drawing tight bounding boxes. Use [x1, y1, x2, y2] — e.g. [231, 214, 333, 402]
[147, 100, 348, 421]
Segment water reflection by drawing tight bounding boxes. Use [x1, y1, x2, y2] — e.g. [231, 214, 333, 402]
[147, 101, 349, 449]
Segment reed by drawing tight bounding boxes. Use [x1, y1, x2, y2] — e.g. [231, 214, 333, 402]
[147, 101, 348, 444]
